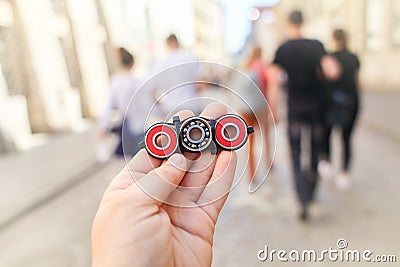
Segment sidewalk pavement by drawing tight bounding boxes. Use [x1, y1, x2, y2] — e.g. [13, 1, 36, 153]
[0, 90, 399, 266]
[360, 90, 400, 141]
[0, 127, 99, 226]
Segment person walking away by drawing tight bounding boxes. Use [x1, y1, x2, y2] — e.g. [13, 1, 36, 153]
[150, 34, 200, 116]
[241, 46, 273, 182]
[270, 11, 328, 221]
[98, 48, 152, 158]
[320, 29, 360, 191]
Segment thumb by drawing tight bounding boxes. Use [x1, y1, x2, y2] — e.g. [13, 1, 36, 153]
[134, 153, 189, 204]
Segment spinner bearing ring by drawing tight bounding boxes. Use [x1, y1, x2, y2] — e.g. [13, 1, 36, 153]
[139, 114, 253, 159]
[180, 117, 212, 152]
[144, 123, 178, 158]
[214, 114, 249, 150]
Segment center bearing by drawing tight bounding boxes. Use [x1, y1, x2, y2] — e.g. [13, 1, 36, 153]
[180, 117, 212, 152]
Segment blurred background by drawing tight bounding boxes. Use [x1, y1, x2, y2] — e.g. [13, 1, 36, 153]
[0, 0, 399, 266]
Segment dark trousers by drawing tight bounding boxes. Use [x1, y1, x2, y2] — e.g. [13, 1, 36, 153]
[113, 121, 144, 158]
[288, 110, 325, 205]
[323, 103, 358, 171]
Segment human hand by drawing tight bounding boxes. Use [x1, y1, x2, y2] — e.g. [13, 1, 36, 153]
[321, 55, 342, 81]
[273, 113, 279, 124]
[92, 103, 238, 267]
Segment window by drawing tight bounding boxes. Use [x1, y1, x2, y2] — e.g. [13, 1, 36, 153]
[365, 0, 385, 51]
[392, 0, 400, 46]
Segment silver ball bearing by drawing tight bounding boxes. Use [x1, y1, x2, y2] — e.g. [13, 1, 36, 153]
[180, 117, 212, 152]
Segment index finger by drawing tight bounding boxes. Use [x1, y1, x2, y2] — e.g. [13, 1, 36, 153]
[106, 109, 195, 192]
[177, 102, 228, 200]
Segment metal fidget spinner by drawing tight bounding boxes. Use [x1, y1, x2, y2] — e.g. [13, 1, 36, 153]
[139, 114, 254, 159]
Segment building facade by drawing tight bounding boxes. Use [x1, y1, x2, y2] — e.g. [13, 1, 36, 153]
[0, 0, 123, 151]
[0, 0, 227, 153]
[192, 0, 226, 62]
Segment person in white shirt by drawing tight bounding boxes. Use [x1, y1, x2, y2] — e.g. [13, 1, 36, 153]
[150, 34, 200, 117]
[98, 48, 153, 157]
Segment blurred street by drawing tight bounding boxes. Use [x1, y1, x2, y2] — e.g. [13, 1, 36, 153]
[1, 0, 400, 266]
[0, 90, 399, 267]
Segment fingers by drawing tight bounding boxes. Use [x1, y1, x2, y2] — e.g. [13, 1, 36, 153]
[162, 109, 196, 162]
[200, 102, 228, 119]
[177, 102, 228, 201]
[106, 109, 195, 193]
[126, 150, 163, 176]
[165, 151, 216, 206]
[168, 110, 195, 123]
[127, 109, 195, 174]
[133, 153, 189, 204]
[104, 150, 161, 193]
[127, 109, 194, 173]
[197, 150, 237, 224]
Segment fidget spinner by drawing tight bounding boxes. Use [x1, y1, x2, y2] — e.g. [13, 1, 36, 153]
[139, 114, 254, 159]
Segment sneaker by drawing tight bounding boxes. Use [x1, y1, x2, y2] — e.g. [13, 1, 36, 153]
[299, 205, 309, 222]
[318, 160, 335, 180]
[336, 172, 352, 191]
[96, 142, 111, 162]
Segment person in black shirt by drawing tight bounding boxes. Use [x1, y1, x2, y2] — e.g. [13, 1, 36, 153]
[321, 29, 360, 191]
[271, 11, 327, 220]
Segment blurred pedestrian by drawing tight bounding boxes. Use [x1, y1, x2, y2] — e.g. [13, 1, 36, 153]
[270, 11, 328, 220]
[320, 29, 360, 191]
[241, 46, 272, 181]
[98, 48, 152, 159]
[150, 34, 200, 116]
